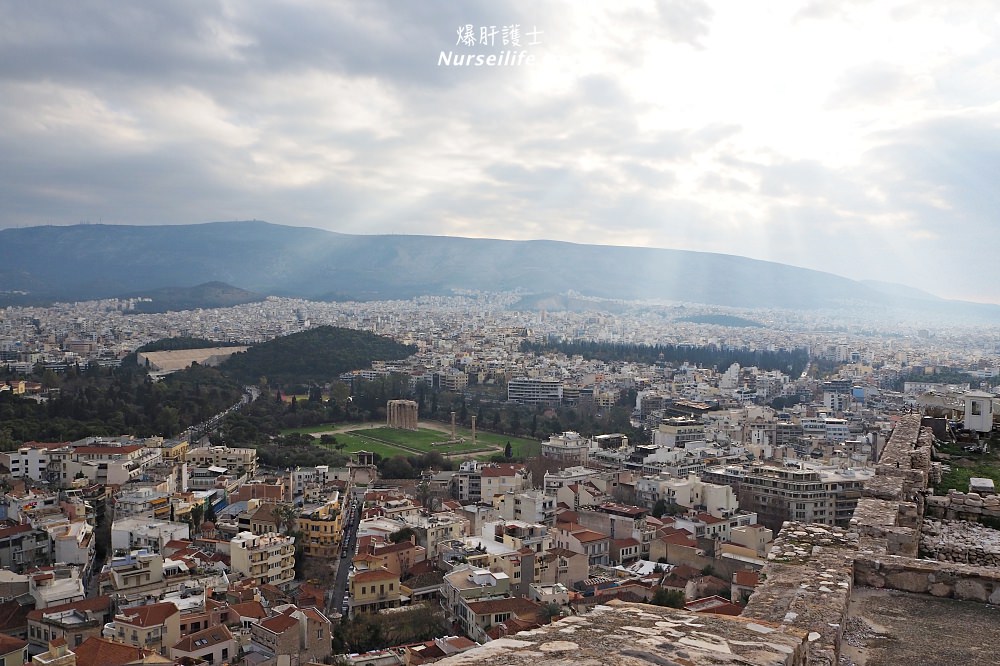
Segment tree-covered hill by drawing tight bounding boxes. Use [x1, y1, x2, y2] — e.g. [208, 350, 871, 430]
[220, 325, 415, 386]
[0, 363, 244, 446]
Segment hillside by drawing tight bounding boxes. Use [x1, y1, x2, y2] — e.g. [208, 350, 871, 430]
[220, 325, 415, 385]
[123, 281, 264, 313]
[0, 220, 998, 319]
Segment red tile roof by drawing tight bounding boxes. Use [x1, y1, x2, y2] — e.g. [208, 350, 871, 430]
[27, 595, 112, 621]
[257, 613, 298, 634]
[116, 601, 179, 627]
[73, 637, 159, 666]
[172, 624, 233, 653]
[733, 570, 760, 587]
[229, 601, 268, 620]
[0, 634, 28, 654]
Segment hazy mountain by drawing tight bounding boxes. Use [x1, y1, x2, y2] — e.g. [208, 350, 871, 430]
[860, 280, 943, 302]
[0, 220, 997, 319]
[122, 281, 264, 313]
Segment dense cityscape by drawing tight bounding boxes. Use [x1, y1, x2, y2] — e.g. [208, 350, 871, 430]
[6, 2, 1000, 665]
[1, 292, 999, 665]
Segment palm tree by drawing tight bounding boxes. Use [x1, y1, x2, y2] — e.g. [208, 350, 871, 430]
[274, 502, 299, 535]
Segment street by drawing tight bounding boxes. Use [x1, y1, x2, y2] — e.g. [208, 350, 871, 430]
[328, 488, 363, 616]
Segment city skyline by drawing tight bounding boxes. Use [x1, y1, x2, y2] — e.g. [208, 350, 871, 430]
[3, 2, 1000, 302]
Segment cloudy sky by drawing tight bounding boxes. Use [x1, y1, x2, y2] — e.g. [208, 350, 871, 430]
[3, 1, 1000, 303]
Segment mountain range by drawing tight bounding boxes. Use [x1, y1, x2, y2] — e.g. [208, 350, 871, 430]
[0, 220, 996, 320]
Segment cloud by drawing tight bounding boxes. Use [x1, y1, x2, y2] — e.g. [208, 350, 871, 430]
[2, 2, 1000, 303]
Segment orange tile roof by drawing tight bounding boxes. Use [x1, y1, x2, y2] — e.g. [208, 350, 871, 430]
[257, 613, 298, 634]
[0, 634, 27, 654]
[28, 595, 112, 621]
[229, 601, 268, 619]
[733, 570, 760, 587]
[73, 637, 159, 666]
[172, 624, 233, 653]
[117, 601, 179, 627]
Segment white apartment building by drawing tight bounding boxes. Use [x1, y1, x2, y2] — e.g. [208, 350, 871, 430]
[111, 518, 190, 554]
[540, 431, 592, 465]
[507, 377, 563, 404]
[653, 417, 705, 448]
[0, 443, 62, 481]
[493, 489, 556, 525]
[185, 446, 258, 477]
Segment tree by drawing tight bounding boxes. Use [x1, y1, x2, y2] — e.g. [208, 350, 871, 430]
[541, 602, 562, 623]
[504, 441, 513, 459]
[189, 503, 205, 531]
[650, 588, 685, 608]
[652, 499, 668, 519]
[389, 527, 415, 544]
[415, 480, 435, 511]
[274, 503, 299, 535]
[380, 456, 416, 479]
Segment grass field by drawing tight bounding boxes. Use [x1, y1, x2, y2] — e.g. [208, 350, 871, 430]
[315, 432, 404, 460]
[283, 420, 542, 460]
[281, 423, 342, 435]
[349, 427, 490, 455]
[936, 439, 1000, 494]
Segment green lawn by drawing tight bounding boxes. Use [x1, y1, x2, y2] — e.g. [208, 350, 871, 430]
[936, 439, 1000, 494]
[281, 422, 346, 435]
[315, 432, 406, 460]
[284, 420, 541, 461]
[347, 427, 490, 455]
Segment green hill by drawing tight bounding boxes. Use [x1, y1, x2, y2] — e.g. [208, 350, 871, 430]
[122, 281, 264, 313]
[221, 325, 415, 385]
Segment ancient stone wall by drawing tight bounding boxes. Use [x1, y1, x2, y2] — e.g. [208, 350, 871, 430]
[854, 554, 1000, 604]
[920, 518, 1000, 566]
[925, 490, 1000, 522]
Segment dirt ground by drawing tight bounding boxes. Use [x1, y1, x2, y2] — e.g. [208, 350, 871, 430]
[842, 586, 1000, 666]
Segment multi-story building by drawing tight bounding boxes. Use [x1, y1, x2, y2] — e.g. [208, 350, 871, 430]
[26, 596, 114, 652]
[402, 512, 470, 558]
[114, 489, 173, 521]
[653, 417, 705, 448]
[230, 532, 296, 590]
[347, 567, 402, 616]
[102, 601, 180, 656]
[0, 524, 53, 573]
[249, 605, 332, 666]
[441, 565, 511, 628]
[46, 444, 161, 488]
[542, 466, 600, 496]
[169, 624, 236, 666]
[493, 489, 556, 525]
[540, 431, 591, 465]
[507, 377, 562, 405]
[451, 463, 530, 503]
[296, 495, 343, 559]
[111, 518, 189, 554]
[185, 445, 258, 477]
[0, 443, 66, 481]
[98, 550, 165, 596]
[552, 524, 610, 566]
[701, 464, 872, 532]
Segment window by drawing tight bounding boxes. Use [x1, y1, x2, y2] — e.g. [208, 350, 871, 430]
[972, 401, 982, 416]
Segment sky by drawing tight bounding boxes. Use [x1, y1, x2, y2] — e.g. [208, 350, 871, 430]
[3, 1, 1000, 303]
